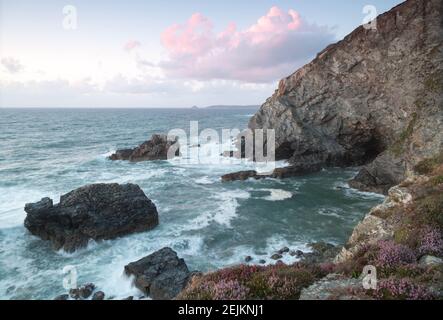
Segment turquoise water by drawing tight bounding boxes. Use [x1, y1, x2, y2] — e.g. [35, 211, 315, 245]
[0, 108, 384, 299]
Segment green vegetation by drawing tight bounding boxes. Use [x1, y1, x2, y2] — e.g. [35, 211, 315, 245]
[177, 263, 328, 300]
[414, 152, 443, 175]
[424, 73, 443, 93]
[389, 113, 418, 156]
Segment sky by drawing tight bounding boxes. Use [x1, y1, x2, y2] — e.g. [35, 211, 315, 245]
[0, 0, 403, 108]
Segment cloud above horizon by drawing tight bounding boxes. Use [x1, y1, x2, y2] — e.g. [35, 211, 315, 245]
[124, 40, 142, 52]
[159, 7, 335, 83]
[1, 57, 24, 74]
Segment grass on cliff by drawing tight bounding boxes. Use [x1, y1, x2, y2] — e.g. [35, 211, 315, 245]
[337, 160, 443, 299]
[389, 113, 417, 157]
[177, 263, 330, 300]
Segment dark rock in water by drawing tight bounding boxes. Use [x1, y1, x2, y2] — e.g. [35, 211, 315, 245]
[245, 256, 253, 263]
[221, 170, 258, 182]
[24, 183, 159, 252]
[92, 291, 105, 301]
[295, 250, 304, 258]
[123, 296, 134, 300]
[124, 247, 191, 300]
[69, 283, 96, 300]
[54, 294, 69, 300]
[259, 259, 266, 265]
[271, 254, 283, 260]
[221, 165, 320, 182]
[109, 134, 180, 162]
[278, 247, 290, 254]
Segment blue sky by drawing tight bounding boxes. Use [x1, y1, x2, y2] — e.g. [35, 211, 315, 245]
[0, 0, 403, 108]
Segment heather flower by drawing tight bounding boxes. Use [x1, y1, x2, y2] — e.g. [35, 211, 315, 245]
[376, 241, 416, 268]
[374, 278, 435, 300]
[418, 227, 443, 257]
[212, 280, 250, 300]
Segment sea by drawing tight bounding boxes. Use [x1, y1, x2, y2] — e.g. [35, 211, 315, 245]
[0, 107, 384, 299]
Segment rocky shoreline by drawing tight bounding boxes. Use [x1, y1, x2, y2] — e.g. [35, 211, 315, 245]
[20, 0, 442, 301]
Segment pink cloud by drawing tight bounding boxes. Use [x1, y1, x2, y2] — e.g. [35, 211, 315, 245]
[124, 40, 141, 51]
[158, 7, 334, 82]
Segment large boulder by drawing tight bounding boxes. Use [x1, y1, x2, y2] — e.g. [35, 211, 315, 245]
[124, 247, 191, 300]
[24, 183, 159, 252]
[110, 134, 180, 162]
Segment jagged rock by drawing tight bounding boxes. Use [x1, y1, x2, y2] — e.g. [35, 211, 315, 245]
[299, 274, 365, 300]
[124, 247, 191, 300]
[221, 165, 319, 182]
[419, 256, 443, 267]
[123, 296, 134, 300]
[24, 183, 159, 252]
[54, 294, 69, 300]
[278, 247, 290, 254]
[245, 256, 253, 263]
[109, 134, 180, 162]
[69, 283, 96, 300]
[245, 0, 443, 194]
[387, 186, 413, 204]
[271, 254, 283, 260]
[221, 170, 258, 182]
[92, 291, 105, 300]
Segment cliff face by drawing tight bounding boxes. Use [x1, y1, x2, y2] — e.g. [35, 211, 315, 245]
[249, 0, 443, 194]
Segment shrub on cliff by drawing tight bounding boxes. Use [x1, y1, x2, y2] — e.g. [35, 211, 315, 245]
[376, 241, 416, 269]
[177, 263, 328, 300]
[373, 278, 435, 300]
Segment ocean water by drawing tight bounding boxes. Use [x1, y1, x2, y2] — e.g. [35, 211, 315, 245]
[0, 108, 384, 300]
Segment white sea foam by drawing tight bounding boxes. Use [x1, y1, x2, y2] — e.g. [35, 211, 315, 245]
[335, 181, 385, 200]
[261, 189, 293, 201]
[194, 176, 214, 185]
[318, 208, 344, 220]
[186, 189, 250, 229]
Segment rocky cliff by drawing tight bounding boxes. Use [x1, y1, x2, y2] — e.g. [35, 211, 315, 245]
[249, 0, 443, 194]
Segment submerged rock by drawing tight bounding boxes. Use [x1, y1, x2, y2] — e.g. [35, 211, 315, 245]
[278, 247, 290, 254]
[124, 247, 191, 300]
[69, 283, 96, 300]
[92, 291, 105, 301]
[109, 134, 180, 162]
[24, 183, 159, 252]
[271, 254, 283, 260]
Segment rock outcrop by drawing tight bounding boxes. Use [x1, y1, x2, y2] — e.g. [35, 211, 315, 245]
[124, 247, 192, 300]
[245, 0, 443, 194]
[221, 165, 321, 182]
[110, 134, 180, 162]
[24, 183, 159, 252]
